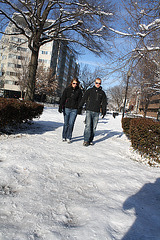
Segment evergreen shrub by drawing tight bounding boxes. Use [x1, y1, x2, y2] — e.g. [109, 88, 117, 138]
[0, 98, 44, 129]
[122, 117, 160, 164]
[121, 117, 132, 136]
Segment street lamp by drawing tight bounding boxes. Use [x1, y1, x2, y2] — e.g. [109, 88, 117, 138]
[122, 70, 132, 118]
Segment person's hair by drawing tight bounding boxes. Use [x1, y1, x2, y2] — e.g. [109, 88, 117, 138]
[95, 78, 101, 82]
[69, 77, 80, 87]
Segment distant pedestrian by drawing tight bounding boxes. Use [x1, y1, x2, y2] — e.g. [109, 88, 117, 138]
[113, 112, 119, 118]
[58, 78, 82, 143]
[78, 78, 107, 146]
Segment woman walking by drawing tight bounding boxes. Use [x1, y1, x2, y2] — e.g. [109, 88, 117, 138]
[58, 78, 82, 143]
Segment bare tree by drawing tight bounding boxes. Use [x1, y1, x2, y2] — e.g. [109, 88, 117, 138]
[131, 53, 159, 117]
[104, 0, 160, 82]
[103, 0, 160, 117]
[35, 64, 58, 102]
[78, 64, 105, 92]
[14, 52, 30, 98]
[107, 85, 124, 111]
[0, 0, 115, 101]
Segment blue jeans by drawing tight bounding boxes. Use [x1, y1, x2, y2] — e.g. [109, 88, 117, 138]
[84, 110, 99, 142]
[62, 108, 77, 140]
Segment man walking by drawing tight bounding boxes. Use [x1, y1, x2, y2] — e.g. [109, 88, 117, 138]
[78, 78, 107, 146]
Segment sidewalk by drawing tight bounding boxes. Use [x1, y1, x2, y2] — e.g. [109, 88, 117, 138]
[0, 107, 160, 240]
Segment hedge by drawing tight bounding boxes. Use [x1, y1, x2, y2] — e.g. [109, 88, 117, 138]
[0, 98, 44, 129]
[121, 117, 132, 136]
[122, 117, 160, 164]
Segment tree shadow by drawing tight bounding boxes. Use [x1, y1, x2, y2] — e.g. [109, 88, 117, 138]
[122, 178, 160, 240]
[1, 120, 63, 135]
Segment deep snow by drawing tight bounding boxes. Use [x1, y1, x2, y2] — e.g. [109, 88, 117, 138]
[0, 106, 160, 240]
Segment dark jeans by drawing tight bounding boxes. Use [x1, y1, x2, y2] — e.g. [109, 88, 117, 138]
[62, 108, 77, 140]
[84, 110, 99, 142]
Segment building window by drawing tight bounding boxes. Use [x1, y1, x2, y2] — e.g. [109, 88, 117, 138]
[8, 54, 17, 59]
[8, 54, 28, 61]
[6, 71, 18, 76]
[11, 37, 26, 43]
[8, 63, 15, 68]
[16, 64, 21, 68]
[40, 50, 51, 55]
[150, 99, 160, 104]
[11, 37, 18, 42]
[38, 59, 50, 64]
[5, 80, 14, 85]
[17, 55, 27, 60]
[17, 47, 27, 52]
[2, 55, 7, 60]
[8, 63, 22, 68]
[12, 28, 21, 33]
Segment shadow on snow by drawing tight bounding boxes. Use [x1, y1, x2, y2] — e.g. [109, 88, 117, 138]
[122, 178, 160, 240]
[1, 120, 63, 135]
[72, 129, 123, 143]
[95, 129, 124, 144]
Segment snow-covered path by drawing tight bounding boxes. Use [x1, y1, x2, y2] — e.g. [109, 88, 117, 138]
[0, 106, 160, 240]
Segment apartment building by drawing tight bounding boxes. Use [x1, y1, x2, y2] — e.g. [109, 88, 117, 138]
[51, 40, 79, 98]
[0, 15, 79, 100]
[139, 93, 160, 118]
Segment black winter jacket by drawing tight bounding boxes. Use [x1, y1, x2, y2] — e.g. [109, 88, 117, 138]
[79, 86, 107, 116]
[59, 86, 82, 110]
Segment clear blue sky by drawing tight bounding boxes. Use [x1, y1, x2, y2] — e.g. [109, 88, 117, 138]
[77, 40, 128, 91]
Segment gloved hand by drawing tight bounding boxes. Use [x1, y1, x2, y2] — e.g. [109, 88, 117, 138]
[77, 107, 82, 115]
[58, 105, 63, 113]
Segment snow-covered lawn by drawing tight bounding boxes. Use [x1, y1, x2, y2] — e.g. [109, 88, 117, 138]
[0, 106, 160, 240]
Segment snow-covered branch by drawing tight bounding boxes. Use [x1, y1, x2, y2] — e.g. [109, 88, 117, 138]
[109, 27, 132, 36]
[139, 19, 160, 31]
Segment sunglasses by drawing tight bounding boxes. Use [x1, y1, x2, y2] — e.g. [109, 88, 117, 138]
[95, 82, 101, 85]
[72, 82, 77, 85]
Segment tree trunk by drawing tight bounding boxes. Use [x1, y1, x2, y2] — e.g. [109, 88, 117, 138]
[122, 75, 129, 117]
[143, 110, 147, 118]
[143, 102, 149, 118]
[25, 47, 39, 101]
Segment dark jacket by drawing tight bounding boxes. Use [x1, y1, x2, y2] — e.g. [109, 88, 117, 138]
[79, 86, 107, 116]
[59, 86, 82, 111]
